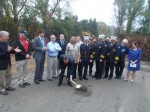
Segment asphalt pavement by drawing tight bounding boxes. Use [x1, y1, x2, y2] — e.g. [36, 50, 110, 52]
[0, 67, 150, 112]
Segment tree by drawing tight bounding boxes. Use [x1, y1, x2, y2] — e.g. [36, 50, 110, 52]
[126, 0, 144, 35]
[114, 0, 127, 34]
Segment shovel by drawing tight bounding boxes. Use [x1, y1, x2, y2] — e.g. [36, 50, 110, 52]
[70, 75, 82, 89]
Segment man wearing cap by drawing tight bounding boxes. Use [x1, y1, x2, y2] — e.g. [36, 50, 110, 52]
[78, 36, 93, 80]
[57, 54, 74, 87]
[88, 36, 96, 76]
[94, 34, 108, 79]
[14, 30, 32, 88]
[115, 39, 129, 79]
[104, 36, 120, 80]
[33, 30, 47, 84]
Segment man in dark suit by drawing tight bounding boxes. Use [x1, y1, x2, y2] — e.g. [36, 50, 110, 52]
[57, 54, 74, 87]
[33, 30, 47, 84]
[56, 34, 67, 76]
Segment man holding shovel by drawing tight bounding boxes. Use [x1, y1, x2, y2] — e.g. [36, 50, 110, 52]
[57, 54, 74, 87]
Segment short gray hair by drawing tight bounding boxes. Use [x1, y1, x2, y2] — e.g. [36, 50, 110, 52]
[0, 31, 9, 38]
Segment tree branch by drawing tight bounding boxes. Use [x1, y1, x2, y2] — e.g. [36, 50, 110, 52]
[17, 0, 28, 15]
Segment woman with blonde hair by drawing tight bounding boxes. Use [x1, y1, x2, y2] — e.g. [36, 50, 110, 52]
[124, 41, 142, 83]
[66, 36, 80, 80]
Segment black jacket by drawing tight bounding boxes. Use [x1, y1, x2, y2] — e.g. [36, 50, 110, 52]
[0, 41, 14, 70]
[57, 40, 67, 59]
[14, 37, 32, 61]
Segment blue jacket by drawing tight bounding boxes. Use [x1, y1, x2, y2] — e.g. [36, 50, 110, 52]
[117, 44, 129, 61]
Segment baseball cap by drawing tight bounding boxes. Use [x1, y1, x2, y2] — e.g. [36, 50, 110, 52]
[20, 30, 28, 36]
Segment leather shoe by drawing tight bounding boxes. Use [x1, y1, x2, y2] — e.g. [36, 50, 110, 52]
[23, 82, 31, 86]
[83, 77, 88, 80]
[57, 84, 61, 86]
[5, 87, 16, 91]
[103, 76, 108, 78]
[39, 79, 46, 82]
[19, 84, 26, 88]
[34, 81, 40, 84]
[108, 77, 112, 80]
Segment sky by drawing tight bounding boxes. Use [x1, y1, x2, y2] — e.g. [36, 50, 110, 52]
[71, 0, 115, 26]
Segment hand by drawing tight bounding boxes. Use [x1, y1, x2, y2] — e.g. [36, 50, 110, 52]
[100, 59, 102, 62]
[42, 47, 48, 51]
[7, 46, 12, 52]
[14, 47, 22, 53]
[90, 60, 92, 63]
[114, 61, 117, 64]
[26, 54, 30, 59]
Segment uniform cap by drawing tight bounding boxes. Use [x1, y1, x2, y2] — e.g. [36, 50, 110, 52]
[99, 34, 105, 39]
[110, 36, 117, 40]
[84, 36, 89, 40]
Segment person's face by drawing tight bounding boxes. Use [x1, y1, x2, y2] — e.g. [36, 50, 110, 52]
[63, 60, 69, 65]
[20, 33, 26, 39]
[60, 35, 64, 40]
[122, 42, 128, 46]
[72, 38, 77, 43]
[0, 35, 9, 42]
[39, 33, 45, 38]
[89, 40, 93, 44]
[51, 36, 56, 42]
[111, 40, 116, 44]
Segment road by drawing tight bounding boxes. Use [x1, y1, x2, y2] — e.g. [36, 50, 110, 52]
[0, 68, 150, 112]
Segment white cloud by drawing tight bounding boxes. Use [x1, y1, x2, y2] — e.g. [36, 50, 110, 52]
[71, 0, 115, 25]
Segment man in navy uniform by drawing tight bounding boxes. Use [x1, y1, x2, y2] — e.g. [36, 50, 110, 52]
[78, 36, 93, 80]
[95, 34, 108, 80]
[104, 36, 120, 80]
[115, 39, 129, 79]
[57, 54, 74, 87]
[88, 36, 96, 76]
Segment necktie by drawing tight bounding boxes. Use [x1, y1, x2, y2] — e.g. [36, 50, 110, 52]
[41, 38, 45, 47]
[61, 41, 64, 46]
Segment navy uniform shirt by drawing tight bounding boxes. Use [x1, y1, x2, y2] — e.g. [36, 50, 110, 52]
[107, 43, 120, 63]
[80, 43, 93, 62]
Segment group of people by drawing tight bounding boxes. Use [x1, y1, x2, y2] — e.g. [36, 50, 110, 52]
[0, 29, 142, 95]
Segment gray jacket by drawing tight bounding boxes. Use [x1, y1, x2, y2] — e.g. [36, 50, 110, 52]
[33, 36, 46, 60]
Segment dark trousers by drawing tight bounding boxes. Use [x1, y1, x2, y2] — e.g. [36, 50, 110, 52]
[58, 66, 72, 85]
[115, 61, 125, 78]
[105, 61, 115, 78]
[73, 63, 77, 79]
[95, 60, 104, 79]
[78, 61, 89, 79]
[34, 59, 45, 81]
[88, 61, 94, 74]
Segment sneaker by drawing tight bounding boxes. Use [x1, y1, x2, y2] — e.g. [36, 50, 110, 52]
[0, 90, 8, 95]
[131, 80, 134, 83]
[5, 87, 16, 91]
[23, 82, 31, 86]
